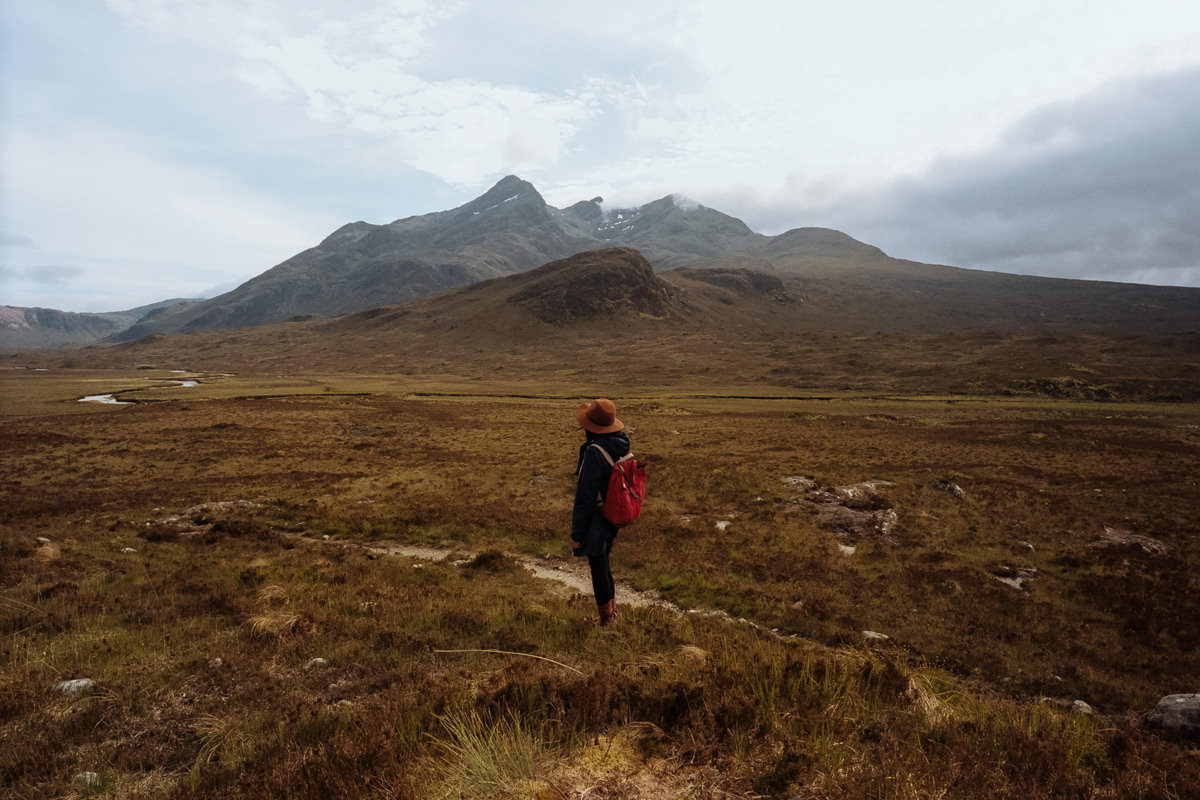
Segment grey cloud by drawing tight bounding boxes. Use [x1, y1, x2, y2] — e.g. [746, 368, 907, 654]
[12, 264, 87, 285]
[0, 233, 35, 247]
[745, 67, 1200, 287]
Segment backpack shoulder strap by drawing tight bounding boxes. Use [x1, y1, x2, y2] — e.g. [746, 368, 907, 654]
[588, 443, 634, 466]
[588, 442, 615, 466]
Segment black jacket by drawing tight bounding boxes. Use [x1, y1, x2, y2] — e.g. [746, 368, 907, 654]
[572, 430, 631, 557]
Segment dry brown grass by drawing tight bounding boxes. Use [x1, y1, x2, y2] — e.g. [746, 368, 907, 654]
[245, 610, 303, 639]
[1, 369, 1197, 798]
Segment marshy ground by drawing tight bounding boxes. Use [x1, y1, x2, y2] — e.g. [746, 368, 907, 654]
[2, 368, 1198, 798]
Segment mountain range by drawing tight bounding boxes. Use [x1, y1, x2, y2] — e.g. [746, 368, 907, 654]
[4, 175, 1198, 371]
[107, 175, 894, 341]
[0, 299, 191, 351]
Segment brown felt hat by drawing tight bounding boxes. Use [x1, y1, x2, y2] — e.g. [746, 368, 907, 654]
[575, 398, 624, 434]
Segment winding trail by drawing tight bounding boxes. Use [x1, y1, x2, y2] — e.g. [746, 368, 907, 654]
[316, 535, 676, 611]
[289, 533, 776, 632]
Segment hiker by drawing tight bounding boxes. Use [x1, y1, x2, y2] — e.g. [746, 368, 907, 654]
[572, 398, 631, 625]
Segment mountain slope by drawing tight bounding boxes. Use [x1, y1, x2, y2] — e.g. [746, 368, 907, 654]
[57, 246, 1200, 400]
[110, 176, 887, 340]
[0, 299, 193, 351]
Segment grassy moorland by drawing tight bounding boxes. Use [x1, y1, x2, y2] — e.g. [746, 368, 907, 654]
[2, 368, 1198, 798]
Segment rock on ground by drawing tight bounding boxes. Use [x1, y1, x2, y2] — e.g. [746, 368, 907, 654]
[55, 678, 96, 697]
[1089, 526, 1168, 556]
[1146, 694, 1200, 740]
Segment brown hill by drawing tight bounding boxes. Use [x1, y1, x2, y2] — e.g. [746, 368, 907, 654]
[29, 246, 1198, 400]
[506, 248, 675, 324]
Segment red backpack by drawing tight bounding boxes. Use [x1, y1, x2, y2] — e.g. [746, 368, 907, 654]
[590, 444, 647, 526]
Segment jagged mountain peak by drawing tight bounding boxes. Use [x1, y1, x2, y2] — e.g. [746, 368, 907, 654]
[103, 176, 904, 343]
[466, 174, 543, 210]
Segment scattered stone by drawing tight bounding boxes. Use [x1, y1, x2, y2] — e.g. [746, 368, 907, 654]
[815, 505, 898, 539]
[1012, 540, 1035, 554]
[823, 481, 895, 510]
[55, 678, 96, 697]
[933, 478, 966, 499]
[207, 658, 224, 670]
[121, 547, 137, 553]
[305, 657, 329, 671]
[678, 645, 708, 664]
[838, 543, 857, 556]
[991, 566, 1038, 591]
[781, 476, 817, 491]
[1146, 694, 1200, 740]
[36, 536, 52, 544]
[862, 630, 890, 641]
[714, 520, 730, 532]
[529, 473, 554, 488]
[1040, 697, 1098, 716]
[183, 499, 262, 517]
[76, 772, 101, 787]
[1089, 526, 1168, 556]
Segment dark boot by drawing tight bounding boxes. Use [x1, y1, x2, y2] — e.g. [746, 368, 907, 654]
[598, 599, 616, 626]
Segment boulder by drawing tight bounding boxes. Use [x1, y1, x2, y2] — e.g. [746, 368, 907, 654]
[55, 678, 95, 697]
[1146, 694, 1200, 740]
[823, 481, 895, 510]
[1089, 526, 1168, 556]
[815, 505, 897, 539]
[933, 478, 965, 499]
[781, 475, 817, 491]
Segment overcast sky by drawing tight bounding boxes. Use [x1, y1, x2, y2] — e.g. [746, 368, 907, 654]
[3, 1, 1199, 312]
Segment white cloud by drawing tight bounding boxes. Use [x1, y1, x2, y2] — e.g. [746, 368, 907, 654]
[6, 0, 1200, 314]
[1, 121, 337, 310]
[107, 0, 599, 186]
[551, 0, 1200, 211]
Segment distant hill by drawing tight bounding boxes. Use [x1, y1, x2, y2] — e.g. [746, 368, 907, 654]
[57, 247, 1200, 400]
[109, 175, 893, 340]
[14, 174, 1199, 366]
[0, 299, 195, 351]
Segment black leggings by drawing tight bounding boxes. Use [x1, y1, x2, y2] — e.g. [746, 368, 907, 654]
[587, 540, 615, 606]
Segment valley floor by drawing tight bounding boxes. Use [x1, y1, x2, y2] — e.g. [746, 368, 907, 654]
[2, 369, 1198, 798]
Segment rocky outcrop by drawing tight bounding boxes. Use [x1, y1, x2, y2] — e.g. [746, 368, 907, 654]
[783, 477, 899, 541]
[1007, 377, 1117, 401]
[1146, 694, 1200, 740]
[507, 248, 675, 324]
[1089, 526, 1168, 556]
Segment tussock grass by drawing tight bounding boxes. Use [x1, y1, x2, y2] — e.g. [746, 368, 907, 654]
[245, 610, 303, 639]
[255, 584, 289, 605]
[432, 708, 554, 798]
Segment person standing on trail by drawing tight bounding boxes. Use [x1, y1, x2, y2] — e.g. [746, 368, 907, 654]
[572, 398, 631, 626]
